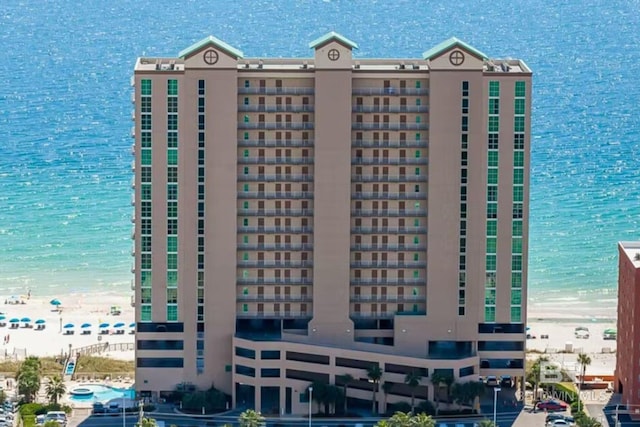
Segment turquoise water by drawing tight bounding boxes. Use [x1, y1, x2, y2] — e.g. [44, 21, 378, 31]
[68, 384, 135, 403]
[0, 0, 638, 308]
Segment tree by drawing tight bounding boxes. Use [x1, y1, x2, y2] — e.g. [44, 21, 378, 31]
[375, 411, 435, 427]
[387, 411, 412, 427]
[45, 375, 66, 405]
[239, 409, 265, 427]
[338, 374, 354, 414]
[577, 353, 592, 392]
[44, 422, 60, 427]
[451, 381, 484, 409]
[477, 420, 495, 427]
[404, 370, 422, 414]
[136, 418, 157, 427]
[16, 357, 41, 403]
[576, 416, 602, 427]
[412, 413, 436, 427]
[527, 355, 549, 399]
[382, 381, 394, 414]
[309, 381, 329, 414]
[367, 364, 383, 414]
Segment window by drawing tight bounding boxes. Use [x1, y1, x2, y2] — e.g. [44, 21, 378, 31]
[512, 255, 522, 271]
[488, 134, 499, 149]
[242, 304, 248, 312]
[462, 98, 469, 114]
[167, 305, 178, 321]
[512, 272, 522, 288]
[140, 305, 152, 321]
[167, 253, 178, 270]
[485, 289, 496, 305]
[511, 306, 522, 323]
[414, 167, 420, 176]
[243, 149, 249, 158]
[244, 115, 249, 123]
[511, 289, 522, 305]
[489, 98, 499, 114]
[514, 151, 524, 167]
[167, 288, 178, 304]
[243, 201, 249, 209]
[167, 201, 177, 217]
[514, 134, 525, 150]
[489, 81, 500, 97]
[415, 133, 420, 141]
[488, 152, 498, 167]
[485, 306, 496, 322]
[513, 186, 523, 202]
[462, 81, 469, 97]
[488, 169, 498, 184]
[167, 236, 177, 252]
[140, 79, 152, 96]
[167, 150, 178, 165]
[488, 117, 499, 132]
[167, 271, 177, 287]
[515, 81, 526, 97]
[415, 81, 421, 89]
[514, 116, 525, 132]
[167, 79, 178, 96]
[168, 133, 177, 148]
[512, 221, 523, 236]
[167, 115, 178, 130]
[141, 149, 152, 165]
[513, 169, 524, 184]
[168, 97, 178, 113]
[514, 98, 525, 115]
[486, 238, 496, 254]
[486, 255, 496, 271]
[461, 116, 468, 131]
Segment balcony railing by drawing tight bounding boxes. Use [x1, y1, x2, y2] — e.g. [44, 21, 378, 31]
[237, 260, 314, 268]
[352, 192, 427, 200]
[350, 295, 424, 302]
[351, 105, 429, 113]
[349, 261, 426, 268]
[238, 105, 314, 113]
[237, 191, 313, 200]
[239, 122, 314, 130]
[351, 140, 428, 148]
[351, 209, 427, 217]
[237, 157, 313, 165]
[351, 175, 427, 183]
[426, 351, 477, 360]
[238, 87, 314, 95]
[236, 295, 312, 302]
[238, 139, 314, 147]
[350, 244, 426, 251]
[236, 311, 312, 319]
[240, 209, 313, 217]
[351, 158, 428, 165]
[238, 243, 314, 251]
[350, 311, 426, 319]
[350, 278, 425, 285]
[237, 278, 312, 285]
[238, 226, 313, 234]
[351, 226, 427, 234]
[352, 87, 428, 96]
[352, 123, 428, 131]
[238, 174, 313, 182]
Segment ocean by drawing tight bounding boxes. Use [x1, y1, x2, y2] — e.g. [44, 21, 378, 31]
[0, 0, 638, 307]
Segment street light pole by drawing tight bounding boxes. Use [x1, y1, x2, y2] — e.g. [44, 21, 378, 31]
[308, 386, 313, 427]
[493, 387, 501, 427]
[122, 396, 126, 427]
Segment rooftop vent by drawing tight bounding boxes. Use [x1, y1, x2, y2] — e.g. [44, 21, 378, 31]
[634, 253, 640, 261]
[302, 61, 308, 69]
[399, 62, 406, 70]
[354, 61, 360, 69]
[412, 63, 420, 70]
[258, 60, 264, 69]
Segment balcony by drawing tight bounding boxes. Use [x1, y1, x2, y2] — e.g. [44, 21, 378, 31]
[131, 195, 136, 206]
[351, 140, 428, 148]
[238, 105, 314, 113]
[239, 122, 314, 130]
[238, 243, 313, 251]
[237, 191, 313, 199]
[237, 260, 313, 268]
[239, 174, 313, 182]
[236, 295, 312, 302]
[350, 295, 424, 302]
[351, 226, 427, 234]
[351, 175, 426, 183]
[238, 139, 314, 148]
[351, 158, 428, 165]
[241, 209, 313, 217]
[238, 87, 314, 95]
[130, 280, 135, 291]
[237, 277, 312, 285]
[131, 111, 135, 121]
[352, 123, 428, 131]
[238, 226, 313, 234]
[350, 278, 425, 285]
[352, 105, 429, 113]
[352, 87, 428, 96]
[130, 127, 135, 138]
[351, 209, 427, 217]
[237, 157, 313, 165]
[131, 161, 135, 172]
[349, 261, 426, 268]
[131, 145, 136, 155]
[236, 311, 312, 319]
[350, 312, 395, 319]
[350, 244, 426, 251]
[352, 192, 427, 200]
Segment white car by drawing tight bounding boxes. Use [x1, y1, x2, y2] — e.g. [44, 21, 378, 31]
[549, 420, 570, 427]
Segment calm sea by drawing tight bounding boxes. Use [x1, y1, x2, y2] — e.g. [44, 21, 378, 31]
[1, 0, 638, 308]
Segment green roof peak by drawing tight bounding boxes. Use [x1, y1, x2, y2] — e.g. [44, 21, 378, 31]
[422, 37, 488, 61]
[179, 36, 244, 60]
[309, 31, 358, 50]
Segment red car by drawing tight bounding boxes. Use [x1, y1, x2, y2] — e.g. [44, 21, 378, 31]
[536, 400, 567, 411]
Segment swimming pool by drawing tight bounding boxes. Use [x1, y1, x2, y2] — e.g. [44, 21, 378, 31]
[67, 384, 135, 403]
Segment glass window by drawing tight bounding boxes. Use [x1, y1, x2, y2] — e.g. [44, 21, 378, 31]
[140, 305, 152, 321]
[512, 237, 522, 254]
[415, 150, 421, 158]
[243, 183, 249, 192]
[243, 218, 248, 226]
[462, 81, 469, 96]
[511, 272, 522, 288]
[141, 79, 152, 96]
[489, 81, 500, 97]
[485, 289, 496, 305]
[486, 220, 497, 236]
[485, 306, 496, 322]
[488, 169, 498, 184]
[515, 81, 526, 97]
[413, 236, 419, 244]
[244, 97, 249, 105]
[167, 305, 178, 321]
[243, 149, 249, 157]
[513, 151, 524, 167]
[512, 221, 523, 237]
[488, 117, 499, 132]
[243, 253, 249, 261]
[413, 270, 419, 278]
[141, 132, 151, 148]
[167, 80, 178, 96]
[167, 288, 178, 304]
[244, 80, 250, 88]
[415, 133, 420, 141]
[167, 253, 178, 270]
[167, 271, 177, 287]
[488, 151, 499, 167]
[487, 186, 498, 202]
[514, 134, 525, 150]
[168, 150, 178, 165]
[141, 149, 152, 165]
[514, 98, 525, 115]
[513, 169, 524, 185]
[513, 186, 523, 202]
[414, 167, 420, 176]
[244, 132, 249, 140]
[413, 253, 419, 261]
[415, 81, 421, 89]
[416, 99, 421, 106]
[416, 116, 421, 123]
[167, 97, 178, 113]
[167, 132, 177, 148]
[514, 116, 525, 132]
[167, 115, 178, 130]
[141, 271, 152, 287]
[486, 238, 497, 254]
[242, 304, 248, 312]
[244, 115, 249, 123]
[487, 203, 497, 218]
[167, 184, 178, 200]
[243, 201, 249, 209]
[243, 235, 249, 244]
[512, 255, 522, 271]
[141, 254, 152, 269]
[167, 201, 178, 217]
[489, 98, 499, 114]
[141, 97, 152, 113]
[167, 236, 178, 252]
[488, 134, 499, 150]
[486, 254, 496, 271]
[140, 288, 152, 304]
[510, 306, 522, 323]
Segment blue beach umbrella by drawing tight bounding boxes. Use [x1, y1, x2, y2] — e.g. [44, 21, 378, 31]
[0, 316, 6, 321]
[50, 299, 61, 306]
[35, 319, 45, 324]
[21, 317, 31, 323]
[63, 323, 74, 329]
[81, 323, 91, 329]
[9, 318, 19, 323]
[113, 322, 125, 328]
[99, 323, 109, 329]
[129, 322, 136, 328]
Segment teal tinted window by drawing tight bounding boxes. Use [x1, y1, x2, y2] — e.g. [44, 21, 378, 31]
[489, 98, 499, 114]
[489, 81, 500, 97]
[513, 169, 524, 184]
[486, 220, 497, 236]
[141, 79, 152, 96]
[168, 80, 178, 96]
[168, 150, 178, 165]
[488, 152, 499, 167]
[515, 81, 526, 97]
[141, 149, 152, 165]
[514, 116, 525, 132]
[140, 305, 152, 321]
[488, 117, 499, 132]
[167, 236, 177, 252]
[512, 221, 523, 236]
[167, 305, 178, 321]
[514, 152, 524, 167]
[514, 98, 525, 115]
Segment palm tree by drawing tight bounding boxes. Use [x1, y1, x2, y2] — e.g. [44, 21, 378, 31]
[238, 409, 265, 427]
[404, 370, 422, 414]
[45, 375, 66, 405]
[477, 420, 495, 427]
[136, 418, 157, 427]
[367, 364, 383, 414]
[442, 372, 454, 405]
[577, 353, 592, 392]
[430, 371, 445, 414]
[387, 411, 412, 427]
[382, 381, 394, 414]
[412, 413, 436, 427]
[338, 374, 354, 414]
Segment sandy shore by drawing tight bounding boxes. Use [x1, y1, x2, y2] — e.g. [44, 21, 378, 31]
[0, 293, 134, 360]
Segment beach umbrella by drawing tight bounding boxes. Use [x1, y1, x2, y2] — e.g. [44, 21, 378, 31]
[113, 322, 125, 328]
[99, 323, 109, 329]
[604, 328, 617, 334]
[0, 316, 6, 321]
[129, 322, 136, 328]
[50, 299, 61, 306]
[35, 319, 45, 324]
[81, 323, 91, 329]
[9, 318, 19, 323]
[20, 317, 31, 323]
[63, 323, 74, 329]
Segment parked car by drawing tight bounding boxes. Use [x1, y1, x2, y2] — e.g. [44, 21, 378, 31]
[485, 375, 499, 387]
[546, 414, 573, 424]
[500, 375, 513, 387]
[537, 399, 567, 411]
[44, 411, 67, 427]
[549, 420, 570, 427]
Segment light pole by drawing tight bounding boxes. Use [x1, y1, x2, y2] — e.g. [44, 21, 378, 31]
[122, 395, 126, 427]
[308, 386, 313, 427]
[493, 387, 501, 427]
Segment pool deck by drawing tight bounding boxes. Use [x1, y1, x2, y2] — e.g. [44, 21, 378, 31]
[62, 378, 136, 409]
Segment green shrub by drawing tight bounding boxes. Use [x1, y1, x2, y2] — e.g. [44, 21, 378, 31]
[551, 383, 578, 403]
[19, 403, 45, 416]
[22, 414, 36, 427]
[416, 400, 436, 416]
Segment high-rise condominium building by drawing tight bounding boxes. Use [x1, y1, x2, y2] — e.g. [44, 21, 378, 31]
[131, 32, 532, 414]
[616, 242, 640, 411]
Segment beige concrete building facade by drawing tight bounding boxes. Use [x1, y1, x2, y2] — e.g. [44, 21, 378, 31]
[131, 33, 532, 414]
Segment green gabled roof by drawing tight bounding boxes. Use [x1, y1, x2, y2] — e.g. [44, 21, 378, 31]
[422, 37, 488, 61]
[179, 36, 244, 60]
[309, 31, 358, 50]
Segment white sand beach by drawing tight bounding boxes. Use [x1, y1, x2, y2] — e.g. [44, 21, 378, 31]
[0, 293, 134, 360]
